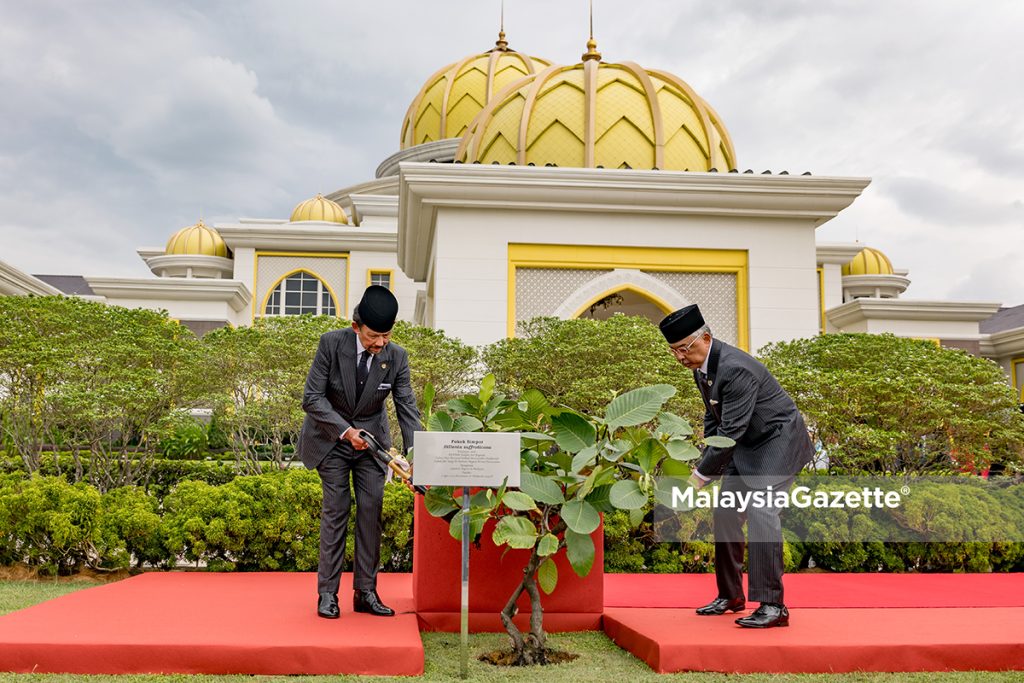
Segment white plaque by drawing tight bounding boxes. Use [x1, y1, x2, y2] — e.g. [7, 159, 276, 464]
[413, 431, 520, 488]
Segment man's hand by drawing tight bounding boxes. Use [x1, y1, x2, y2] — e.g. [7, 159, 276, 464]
[687, 472, 708, 490]
[342, 429, 369, 450]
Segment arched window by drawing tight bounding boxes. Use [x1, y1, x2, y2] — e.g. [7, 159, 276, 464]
[264, 271, 336, 316]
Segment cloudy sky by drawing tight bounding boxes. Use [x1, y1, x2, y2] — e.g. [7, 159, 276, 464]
[2, 0, 1021, 304]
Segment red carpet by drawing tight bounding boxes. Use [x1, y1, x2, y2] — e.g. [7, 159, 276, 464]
[1, 571, 1023, 675]
[604, 572, 1024, 608]
[0, 573, 422, 676]
[604, 606, 1024, 674]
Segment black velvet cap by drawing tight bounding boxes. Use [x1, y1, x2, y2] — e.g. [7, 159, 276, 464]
[659, 304, 705, 344]
[355, 285, 399, 332]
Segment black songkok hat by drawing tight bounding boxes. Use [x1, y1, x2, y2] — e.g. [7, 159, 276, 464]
[659, 304, 705, 344]
[356, 285, 399, 332]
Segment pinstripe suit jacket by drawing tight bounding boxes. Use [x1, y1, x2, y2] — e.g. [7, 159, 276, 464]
[297, 327, 421, 471]
[694, 339, 812, 484]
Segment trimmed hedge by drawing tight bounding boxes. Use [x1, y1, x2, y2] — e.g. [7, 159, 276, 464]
[1, 471, 1020, 575]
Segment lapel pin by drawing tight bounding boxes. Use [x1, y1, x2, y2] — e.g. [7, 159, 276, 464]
[381, 362, 388, 370]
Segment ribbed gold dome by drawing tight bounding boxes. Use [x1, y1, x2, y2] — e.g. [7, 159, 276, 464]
[843, 247, 895, 276]
[400, 32, 552, 149]
[290, 193, 349, 224]
[165, 219, 229, 258]
[456, 42, 736, 172]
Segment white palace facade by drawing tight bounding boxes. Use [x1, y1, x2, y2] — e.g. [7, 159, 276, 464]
[3, 30, 1024, 400]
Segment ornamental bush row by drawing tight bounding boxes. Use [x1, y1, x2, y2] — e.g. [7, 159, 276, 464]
[0, 472, 412, 576]
[1, 470, 1020, 576]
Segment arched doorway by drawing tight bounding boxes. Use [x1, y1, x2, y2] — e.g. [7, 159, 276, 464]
[576, 288, 669, 323]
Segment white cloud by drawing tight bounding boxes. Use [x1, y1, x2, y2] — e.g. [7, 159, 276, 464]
[0, 0, 1022, 307]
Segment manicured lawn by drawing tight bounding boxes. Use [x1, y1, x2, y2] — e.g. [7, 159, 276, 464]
[0, 579, 1022, 682]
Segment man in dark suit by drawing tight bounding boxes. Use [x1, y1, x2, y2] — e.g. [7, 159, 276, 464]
[660, 304, 812, 628]
[299, 285, 421, 619]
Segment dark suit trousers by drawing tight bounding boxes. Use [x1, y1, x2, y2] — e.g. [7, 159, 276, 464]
[315, 441, 385, 593]
[713, 468, 793, 605]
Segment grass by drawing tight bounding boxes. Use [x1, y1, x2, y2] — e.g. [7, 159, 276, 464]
[1, 579, 1023, 682]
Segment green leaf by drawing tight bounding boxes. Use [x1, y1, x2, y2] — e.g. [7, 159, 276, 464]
[424, 486, 458, 517]
[660, 457, 691, 477]
[537, 533, 559, 556]
[479, 373, 496, 405]
[427, 412, 454, 432]
[576, 464, 602, 499]
[609, 479, 648, 510]
[449, 510, 484, 542]
[666, 438, 701, 461]
[551, 412, 597, 453]
[570, 445, 598, 474]
[501, 490, 538, 511]
[585, 484, 615, 513]
[564, 529, 595, 577]
[492, 515, 538, 549]
[628, 507, 646, 528]
[520, 388, 550, 422]
[658, 412, 693, 437]
[422, 383, 436, 418]
[605, 385, 677, 431]
[654, 477, 691, 508]
[537, 557, 558, 595]
[519, 432, 555, 444]
[519, 470, 565, 505]
[704, 435, 737, 448]
[561, 499, 600, 534]
[453, 415, 484, 432]
[632, 438, 668, 474]
[446, 398, 479, 414]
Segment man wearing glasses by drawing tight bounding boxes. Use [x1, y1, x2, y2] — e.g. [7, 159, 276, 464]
[660, 304, 812, 628]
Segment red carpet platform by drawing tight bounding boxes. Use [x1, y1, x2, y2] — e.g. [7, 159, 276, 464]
[0, 573, 423, 676]
[602, 573, 1024, 674]
[1, 571, 1022, 675]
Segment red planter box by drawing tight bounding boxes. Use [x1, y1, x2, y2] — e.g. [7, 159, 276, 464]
[411, 496, 604, 632]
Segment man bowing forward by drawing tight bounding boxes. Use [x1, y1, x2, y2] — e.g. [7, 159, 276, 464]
[660, 304, 812, 628]
[298, 285, 421, 619]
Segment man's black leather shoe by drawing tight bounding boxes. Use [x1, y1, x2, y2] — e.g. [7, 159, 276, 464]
[696, 596, 746, 615]
[317, 592, 340, 619]
[353, 589, 395, 617]
[736, 603, 789, 628]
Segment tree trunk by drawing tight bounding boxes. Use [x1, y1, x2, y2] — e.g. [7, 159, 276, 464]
[499, 545, 549, 665]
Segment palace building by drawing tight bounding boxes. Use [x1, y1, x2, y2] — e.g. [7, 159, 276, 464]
[3, 29, 1023, 399]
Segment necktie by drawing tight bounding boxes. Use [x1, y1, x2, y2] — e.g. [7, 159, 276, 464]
[357, 350, 371, 398]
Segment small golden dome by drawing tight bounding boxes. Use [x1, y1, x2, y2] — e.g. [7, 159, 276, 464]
[290, 193, 349, 224]
[456, 44, 735, 172]
[400, 32, 552, 149]
[843, 247, 895, 276]
[165, 219, 229, 258]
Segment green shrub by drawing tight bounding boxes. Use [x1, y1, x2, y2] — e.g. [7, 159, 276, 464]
[96, 486, 170, 569]
[0, 475, 102, 575]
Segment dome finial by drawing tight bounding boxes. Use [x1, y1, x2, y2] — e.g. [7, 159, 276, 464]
[582, 0, 601, 62]
[494, 1, 509, 50]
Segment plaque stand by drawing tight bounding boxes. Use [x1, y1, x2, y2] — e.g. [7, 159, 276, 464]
[459, 486, 470, 678]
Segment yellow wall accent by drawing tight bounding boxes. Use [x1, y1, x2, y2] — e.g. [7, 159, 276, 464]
[258, 267, 342, 318]
[252, 251, 347, 322]
[1011, 357, 1024, 400]
[367, 269, 395, 290]
[816, 267, 825, 334]
[507, 243, 749, 350]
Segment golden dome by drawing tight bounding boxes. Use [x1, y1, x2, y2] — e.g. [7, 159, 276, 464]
[456, 42, 736, 172]
[843, 247, 895, 276]
[400, 32, 552, 149]
[165, 219, 229, 258]
[290, 193, 349, 224]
